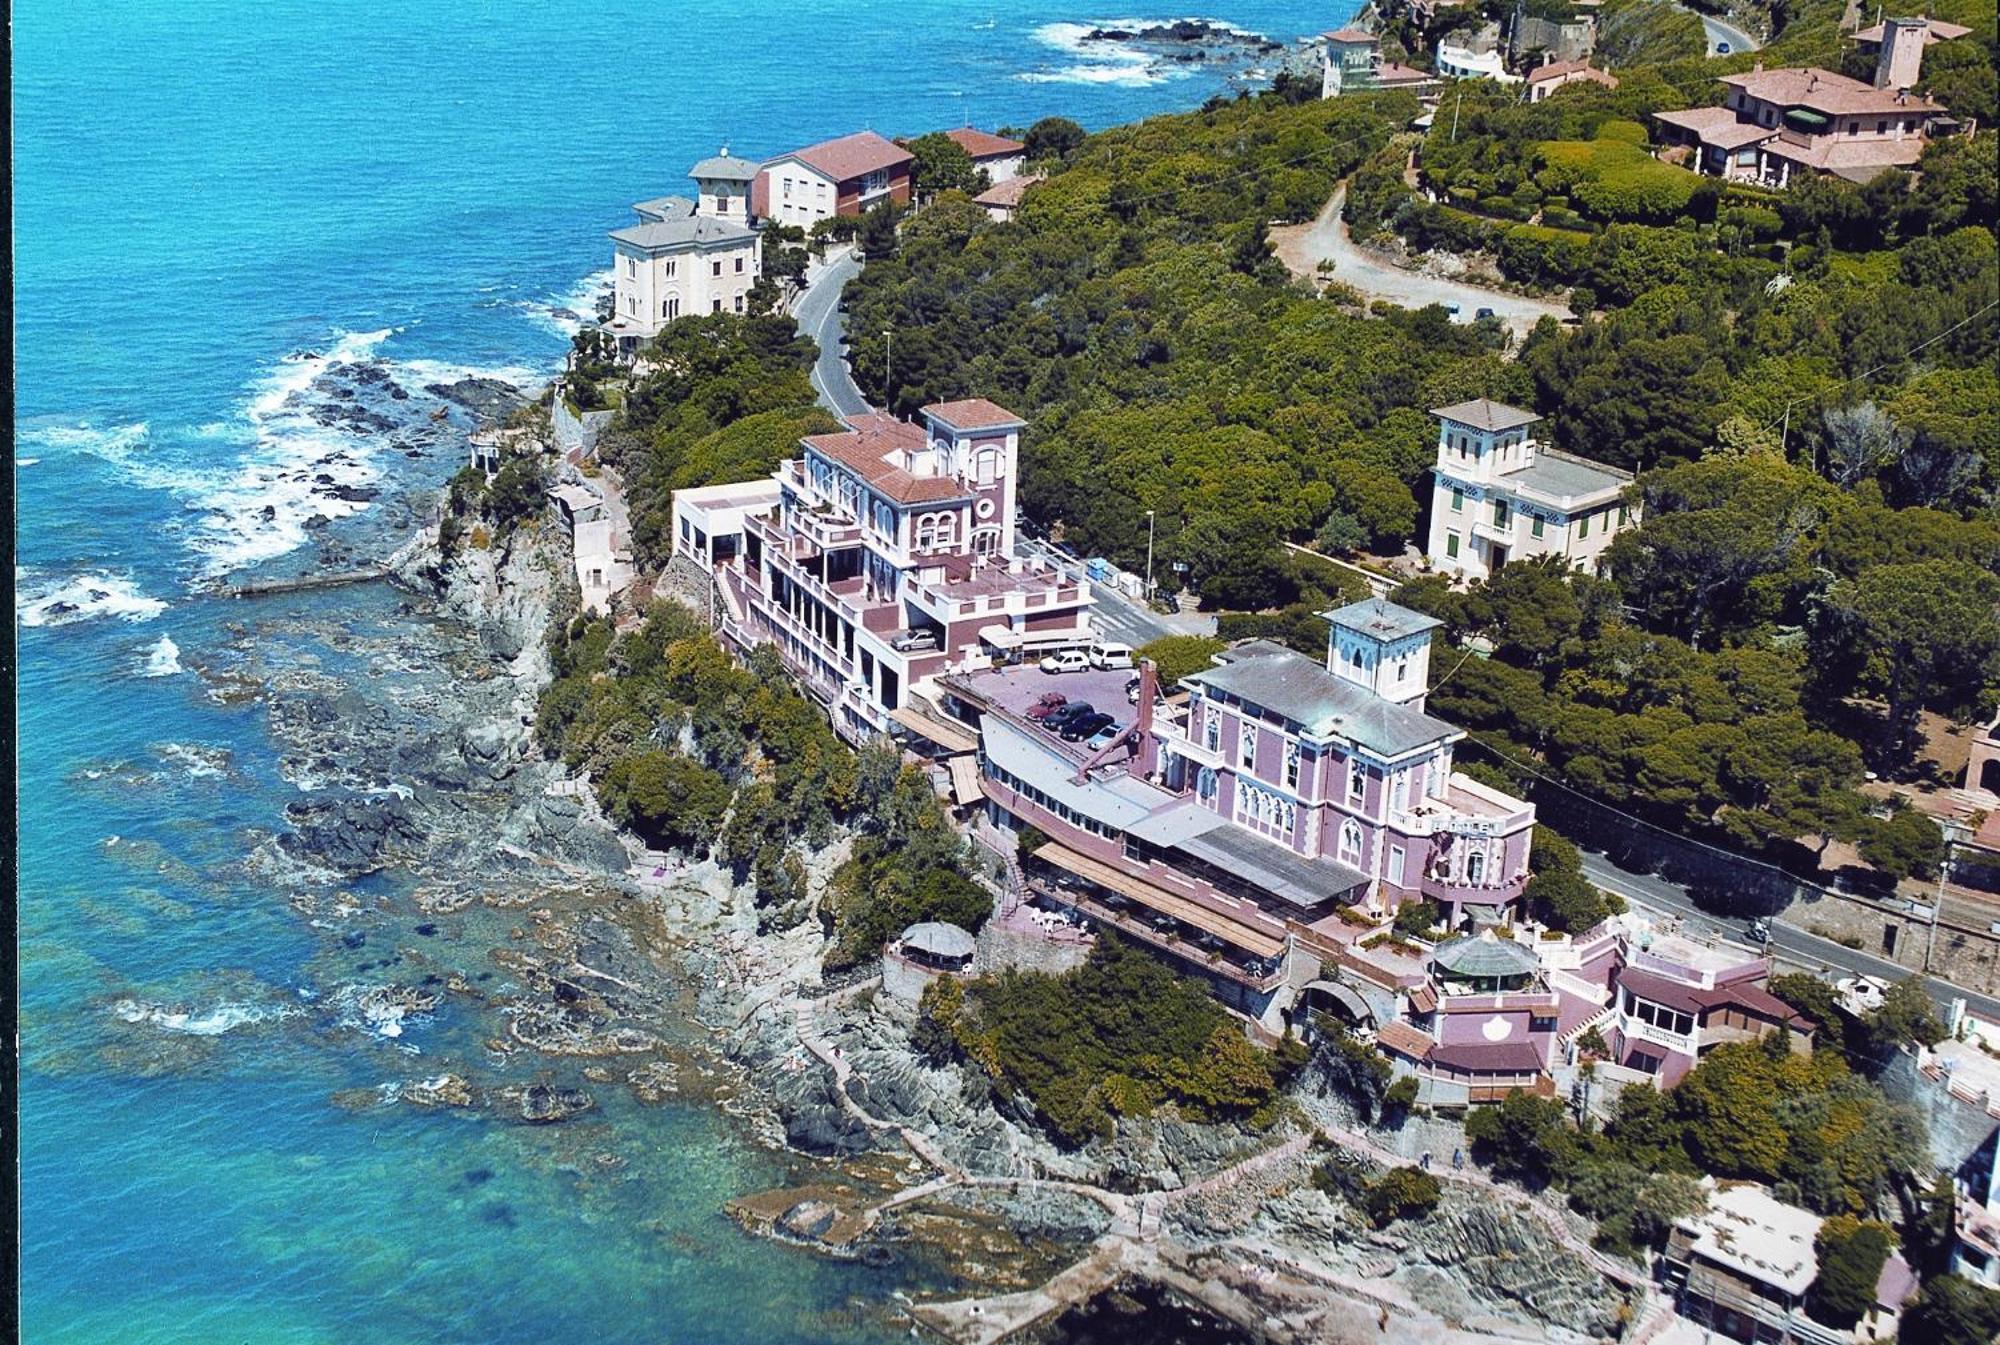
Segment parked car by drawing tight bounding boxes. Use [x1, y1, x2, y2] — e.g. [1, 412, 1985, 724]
[891, 629, 938, 652]
[1024, 692, 1069, 722]
[1088, 640, 1134, 671]
[1043, 701, 1095, 732]
[1716, 40, 1730, 53]
[1085, 722, 1125, 751]
[1039, 649, 1091, 675]
[1060, 712, 1113, 742]
[1475, 307, 1495, 321]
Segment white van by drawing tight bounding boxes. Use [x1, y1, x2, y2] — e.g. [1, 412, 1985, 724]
[1088, 641, 1134, 671]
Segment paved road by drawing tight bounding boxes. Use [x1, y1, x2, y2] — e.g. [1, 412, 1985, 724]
[793, 247, 869, 419]
[1688, 6, 1760, 54]
[1015, 535, 1217, 648]
[1579, 849, 2000, 1021]
[1268, 185, 1572, 341]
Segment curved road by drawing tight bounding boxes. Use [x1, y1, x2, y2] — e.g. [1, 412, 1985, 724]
[1269, 185, 1573, 341]
[792, 246, 871, 418]
[1691, 7, 1760, 54]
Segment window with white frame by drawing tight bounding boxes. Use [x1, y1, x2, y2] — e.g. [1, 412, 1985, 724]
[1284, 741, 1301, 791]
[1197, 767, 1217, 804]
[1203, 710, 1221, 754]
[1347, 761, 1366, 807]
[1339, 819, 1362, 865]
[1239, 720, 1257, 770]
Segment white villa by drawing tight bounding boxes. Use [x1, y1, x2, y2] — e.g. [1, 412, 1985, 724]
[601, 147, 763, 355]
[1425, 399, 1635, 581]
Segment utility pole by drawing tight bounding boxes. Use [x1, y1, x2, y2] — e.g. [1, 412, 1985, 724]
[1924, 823, 1959, 974]
[1144, 509, 1156, 606]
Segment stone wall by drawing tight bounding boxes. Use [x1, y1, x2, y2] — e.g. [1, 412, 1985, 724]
[551, 395, 614, 461]
[1879, 1048, 2000, 1174]
[1783, 888, 2000, 995]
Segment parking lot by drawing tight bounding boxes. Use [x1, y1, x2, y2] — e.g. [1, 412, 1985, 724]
[958, 663, 1142, 748]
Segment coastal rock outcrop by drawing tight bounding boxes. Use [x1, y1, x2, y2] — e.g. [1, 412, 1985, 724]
[279, 790, 425, 875]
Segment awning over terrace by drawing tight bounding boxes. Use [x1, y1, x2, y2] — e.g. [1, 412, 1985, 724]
[1032, 844, 1286, 960]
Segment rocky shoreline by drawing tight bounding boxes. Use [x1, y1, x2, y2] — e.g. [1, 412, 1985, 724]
[186, 449, 1642, 1342]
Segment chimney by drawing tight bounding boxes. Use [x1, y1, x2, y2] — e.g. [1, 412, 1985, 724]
[1876, 16, 1927, 90]
[1129, 659, 1161, 780]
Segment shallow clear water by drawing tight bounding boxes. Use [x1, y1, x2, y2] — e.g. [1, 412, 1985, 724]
[15, 3, 1344, 1339]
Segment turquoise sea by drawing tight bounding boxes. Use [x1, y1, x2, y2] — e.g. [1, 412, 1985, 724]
[14, 4, 1340, 1340]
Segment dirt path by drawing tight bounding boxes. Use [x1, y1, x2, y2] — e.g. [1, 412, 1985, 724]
[1269, 184, 1572, 341]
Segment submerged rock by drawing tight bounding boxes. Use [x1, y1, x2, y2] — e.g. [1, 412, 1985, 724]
[513, 1083, 594, 1124]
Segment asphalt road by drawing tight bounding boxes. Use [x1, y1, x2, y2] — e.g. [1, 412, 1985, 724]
[793, 248, 870, 419]
[1579, 849, 2000, 1021]
[1693, 8, 1760, 54]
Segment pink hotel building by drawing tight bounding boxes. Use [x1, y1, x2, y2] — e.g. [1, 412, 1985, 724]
[670, 398, 1094, 740]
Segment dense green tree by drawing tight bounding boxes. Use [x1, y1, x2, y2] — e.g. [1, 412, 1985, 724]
[1022, 116, 1086, 163]
[1806, 1217, 1895, 1329]
[598, 750, 732, 849]
[1135, 635, 1227, 685]
[1901, 1274, 2000, 1345]
[902, 131, 984, 198]
[1363, 1167, 1443, 1227]
[1464, 1089, 1575, 1187]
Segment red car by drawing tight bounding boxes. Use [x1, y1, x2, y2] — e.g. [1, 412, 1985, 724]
[1024, 692, 1068, 722]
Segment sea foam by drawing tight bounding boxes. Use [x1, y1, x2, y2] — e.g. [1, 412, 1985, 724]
[111, 997, 300, 1036]
[18, 572, 168, 627]
[140, 635, 183, 677]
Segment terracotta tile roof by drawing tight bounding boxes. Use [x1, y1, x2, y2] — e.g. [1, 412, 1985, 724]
[974, 174, 1043, 208]
[1323, 26, 1377, 41]
[1376, 1020, 1434, 1061]
[1428, 1040, 1547, 1073]
[1527, 59, 1617, 86]
[1375, 62, 1438, 85]
[1655, 106, 1780, 149]
[1853, 17, 1971, 43]
[1408, 982, 1439, 1014]
[1721, 66, 1941, 116]
[924, 398, 1024, 432]
[942, 127, 1025, 159]
[770, 130, 914, 184]
[1760, 133, 1927, 180]
[1618, 968, 1813, 1028]
[801, 415, 969, 506]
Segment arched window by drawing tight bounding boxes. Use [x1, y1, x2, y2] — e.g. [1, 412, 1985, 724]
[931, 512, 956, 548]
[975, 447, 1002, 484]
[1339, 819, 1363, 865]
[1197, 767, 1217, 804]
[1466, 849, 1486, 886]
[972, 527, 1000, 555]
[1204, 711, 1221, 753]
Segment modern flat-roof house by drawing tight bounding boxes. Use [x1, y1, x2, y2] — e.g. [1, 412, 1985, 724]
[1525, 58, 1618, 102]
[1664, 1181, 1918, 1344]
[751, 130, 914, 227]
[601, 147, 763, 355]
[940, 597, 1539, 1032]
[941, 127, 1027, 183]
[671, 398, 1093, 740]
[1320, 28, 1442, 98]
[1426, 398, 1634, 581]
[1652, 26, 1962, 187]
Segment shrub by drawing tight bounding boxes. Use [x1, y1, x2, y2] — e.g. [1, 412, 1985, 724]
[1364, 1166, 1443, 1227]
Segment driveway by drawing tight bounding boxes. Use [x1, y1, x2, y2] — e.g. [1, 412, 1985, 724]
[792, 245, 870, 418]
[1269, 185, 1572, 341]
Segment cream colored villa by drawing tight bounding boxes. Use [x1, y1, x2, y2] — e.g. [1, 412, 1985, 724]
[601, 147, 763, 355]
[1425, 399, 1635, 581]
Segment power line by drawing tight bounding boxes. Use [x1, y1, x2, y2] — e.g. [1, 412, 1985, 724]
[1755, 294, 2000, 434]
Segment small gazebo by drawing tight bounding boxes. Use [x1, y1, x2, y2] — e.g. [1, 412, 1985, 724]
[898, 921, 976, 975]
[1430, 935, 1539, 994]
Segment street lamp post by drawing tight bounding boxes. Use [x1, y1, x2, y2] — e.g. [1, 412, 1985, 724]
[883, 329, 893, 410]
[1925, 821, 1961, 975]
[1144, 509, 1156, 606]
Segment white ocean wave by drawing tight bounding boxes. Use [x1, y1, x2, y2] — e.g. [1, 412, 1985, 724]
[140, 634, 183, 677]
[18, 572, 168, 627]
[16, 458, 39, 467]
[519, 269, 614, 342]
[156, 741, 231, 779]
[111, 996, 301, 1036]
[330, 983, 439, 1041]
[1021, 16, 1263, 86]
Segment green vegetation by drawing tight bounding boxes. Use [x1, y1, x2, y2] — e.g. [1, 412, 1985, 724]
[1523, 824, 1622, 932]
[902, 131, 985, 199]
[1455, 1034, 1925, 1254]
[1807, 1216, 1896, 1328]
[1363, 1165, 1443, 1227]
[1135, 634, 1226, 685]
[535, 600, 984, 946]
[917, 935, 1305, 1145]
[1902, 1275, 2000, 1345]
